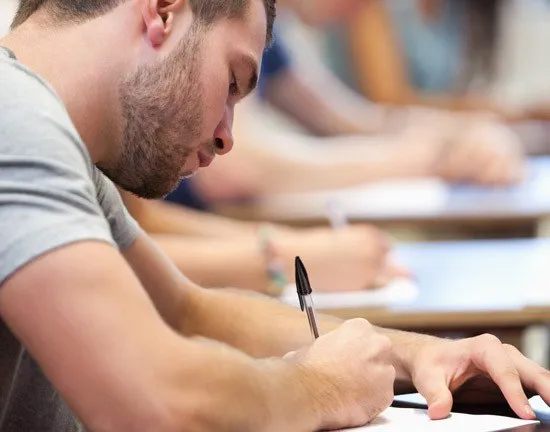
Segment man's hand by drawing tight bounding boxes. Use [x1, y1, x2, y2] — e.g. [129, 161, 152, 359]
[286, 319, 395, 430]
[404, 334, 550, 420]
[278, 225, 409, 291]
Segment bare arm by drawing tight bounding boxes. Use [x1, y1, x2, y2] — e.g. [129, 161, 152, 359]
[194, 130, 430, 199]
[264, 68, 388, 136]
[125, 196, 397, 293]
[0, 240, 321, 432]
[124, 234, 413, 382]
[121, 190, 259, 237]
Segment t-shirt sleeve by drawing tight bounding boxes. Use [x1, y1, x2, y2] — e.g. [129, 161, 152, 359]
[0, 58, 138, 284]
[92, 167, 140, 251]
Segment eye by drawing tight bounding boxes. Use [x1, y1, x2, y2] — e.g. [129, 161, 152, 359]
[229, 73, 239, 97]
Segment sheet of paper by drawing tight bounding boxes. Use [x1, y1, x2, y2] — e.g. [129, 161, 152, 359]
[394, 393, 550, 423]
[280, 278, 418, 310]
[337, 407, 538, 431]
[258, 179, 449, 219]
[530, 396, 550, 422]
[525, 245, 550, 306]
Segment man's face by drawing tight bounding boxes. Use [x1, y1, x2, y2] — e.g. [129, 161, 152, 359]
[101, 0, 266, 199]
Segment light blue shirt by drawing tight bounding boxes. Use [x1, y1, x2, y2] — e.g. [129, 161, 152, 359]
[325, 0, 467, 94]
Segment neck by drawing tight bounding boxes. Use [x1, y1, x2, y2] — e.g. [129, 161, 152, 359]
[0, 8, 139, 164]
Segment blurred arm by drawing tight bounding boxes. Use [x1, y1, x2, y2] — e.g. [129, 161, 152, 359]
[264, 67, 388, 136]
[194, 129, 430, 199]
[121, 190, 259, 237]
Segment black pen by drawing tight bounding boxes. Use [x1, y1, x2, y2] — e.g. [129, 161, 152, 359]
[295, 256, 320, 340]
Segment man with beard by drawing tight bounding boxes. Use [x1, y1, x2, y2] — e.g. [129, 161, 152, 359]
[0, 1, 549, 431]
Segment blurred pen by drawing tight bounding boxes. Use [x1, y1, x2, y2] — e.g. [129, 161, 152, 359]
[295, 256, 320, 341]
[326, 198, 348, 230]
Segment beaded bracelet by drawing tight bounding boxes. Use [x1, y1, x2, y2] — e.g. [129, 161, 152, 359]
[257, 224, 288, 297]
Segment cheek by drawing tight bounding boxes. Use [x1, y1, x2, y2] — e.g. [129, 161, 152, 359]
[197, 62, 229, 136]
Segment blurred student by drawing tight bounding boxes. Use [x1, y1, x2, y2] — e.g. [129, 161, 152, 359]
[187, 0, 525, 205]
[339, 0, 510, 116]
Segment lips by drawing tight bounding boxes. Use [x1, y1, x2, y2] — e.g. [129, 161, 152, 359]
[198, 152, 214, 168]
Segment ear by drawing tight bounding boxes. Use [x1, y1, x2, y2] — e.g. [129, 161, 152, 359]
[142, 0, 181, 47]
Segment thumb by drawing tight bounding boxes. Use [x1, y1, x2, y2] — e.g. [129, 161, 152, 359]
[414, 372, 454, 420]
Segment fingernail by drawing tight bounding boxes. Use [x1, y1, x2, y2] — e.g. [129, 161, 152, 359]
[525, 404, 536, 418]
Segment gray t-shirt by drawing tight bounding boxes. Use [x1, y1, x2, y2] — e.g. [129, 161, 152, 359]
[0, 47, 140, 430]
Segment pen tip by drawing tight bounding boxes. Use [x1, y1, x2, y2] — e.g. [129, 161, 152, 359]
[295, 256, 312, 296]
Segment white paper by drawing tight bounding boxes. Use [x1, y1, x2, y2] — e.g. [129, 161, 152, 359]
[280, 278, 418, 310]
[530, 396, 550, 412]
[394, 393, 550, 423]
[258, 179, 448, 220]
[525, 245, 550, 306]
[337, 407, 538, 431]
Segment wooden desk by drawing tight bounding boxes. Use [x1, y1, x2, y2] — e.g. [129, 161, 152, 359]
[219, 157, 550, 238]
[321, 239, 550, 344]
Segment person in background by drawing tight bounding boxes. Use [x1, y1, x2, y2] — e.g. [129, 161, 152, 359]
[122, 190, 406, 293]
[187, 0, 525, 207]
[340, 0, 517, 118]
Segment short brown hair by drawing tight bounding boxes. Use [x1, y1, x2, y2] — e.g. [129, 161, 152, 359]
[12, 0, 276, 45]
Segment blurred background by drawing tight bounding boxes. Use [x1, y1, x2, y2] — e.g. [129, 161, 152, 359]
[3, 1, 550, 366]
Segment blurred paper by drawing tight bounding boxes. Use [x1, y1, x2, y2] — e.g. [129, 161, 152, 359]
[525, 246, 550, 306]
[337, 407, 538, 431]
[258, 179, 448, 220]
[280, 278, 418, 310]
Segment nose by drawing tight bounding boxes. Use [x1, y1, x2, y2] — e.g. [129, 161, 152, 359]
[213, 106, 234, 156]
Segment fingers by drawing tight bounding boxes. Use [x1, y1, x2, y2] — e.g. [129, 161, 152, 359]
[413, 368, 454, 420]
[373, 259, 411, 288]
[505, 344, 550, 407]
[386, 260, 412, 279]
[471, 335, 535, 419]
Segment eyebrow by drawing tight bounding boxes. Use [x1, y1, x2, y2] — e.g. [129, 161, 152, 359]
[240, 55, 259, 97]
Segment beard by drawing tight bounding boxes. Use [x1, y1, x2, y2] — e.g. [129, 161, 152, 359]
[98, 26, 207, 199]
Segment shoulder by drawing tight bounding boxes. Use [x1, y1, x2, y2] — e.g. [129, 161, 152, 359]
[0, 55, 93, 176]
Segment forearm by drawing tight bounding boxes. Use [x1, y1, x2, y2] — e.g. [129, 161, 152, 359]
[265, 69, 387, 136]
[161, 338, 321, 432]
[180, 285, 439, 391]
[180, 285, 342, 358]
[152, 234, 270, 293]
[236, 134, 421, 195]
[135, 199, 259, 237]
